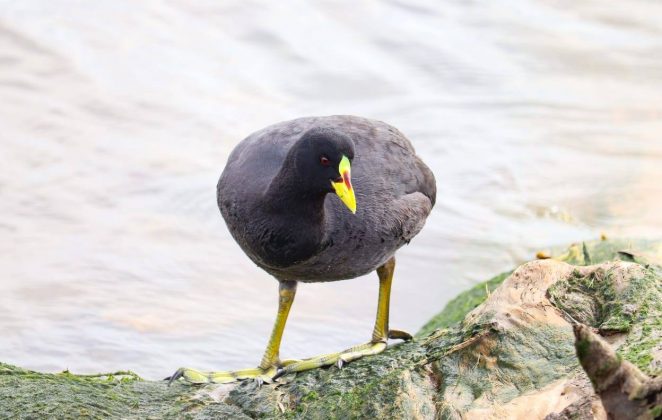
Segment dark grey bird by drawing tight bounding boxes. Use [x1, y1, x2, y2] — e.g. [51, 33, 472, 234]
[169, 115, 436, 384]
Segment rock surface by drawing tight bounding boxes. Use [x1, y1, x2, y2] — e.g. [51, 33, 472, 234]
[1, 238, 660, 419]
[572, 324, 661, 420]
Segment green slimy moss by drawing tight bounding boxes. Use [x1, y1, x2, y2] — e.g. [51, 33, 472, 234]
[431, 323, 576, 413]
[576, 338, 590, 361]
[0, 363, 252, 419]
[548, 259, 661, 376]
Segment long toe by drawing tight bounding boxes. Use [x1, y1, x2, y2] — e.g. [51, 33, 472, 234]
[234, 366, 278, 385]
[167, 366, 279, 385]
[273, 353, 341, 380]
[167, 367, 216, 385]
[273, 341, 388, 380]
[338, 341, 387, 365]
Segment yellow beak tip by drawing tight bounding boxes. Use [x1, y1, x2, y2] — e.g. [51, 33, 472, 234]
[332, 156, 357, 214]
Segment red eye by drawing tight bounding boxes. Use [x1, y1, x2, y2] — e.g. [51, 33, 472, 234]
[320, 156, 330, 166]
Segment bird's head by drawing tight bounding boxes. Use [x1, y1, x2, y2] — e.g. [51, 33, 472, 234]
[293, 128, 356, 214]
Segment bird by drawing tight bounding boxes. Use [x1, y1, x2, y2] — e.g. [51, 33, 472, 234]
[168, 115, 436, 385]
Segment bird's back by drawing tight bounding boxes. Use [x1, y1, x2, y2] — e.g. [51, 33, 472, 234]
[218, 115, 436, 281]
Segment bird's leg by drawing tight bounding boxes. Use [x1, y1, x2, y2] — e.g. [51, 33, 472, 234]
[337, 257, 412, 366]
[258, 280, 298, 372]
[167, 281, 297, 385]
[273, 257, 412, 380]
[372, 257, 394, 342]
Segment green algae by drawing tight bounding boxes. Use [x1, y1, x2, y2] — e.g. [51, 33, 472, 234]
[0, 363, 251, 419]
[618, 267, 662, 376]
[576, 337, 590, 361]
[273, 339, 433, 419]
[430, 323, 576, 413]
[552, 239, 662, 376]
[547, 262, 662, 375]
[547, 267, 635, 334]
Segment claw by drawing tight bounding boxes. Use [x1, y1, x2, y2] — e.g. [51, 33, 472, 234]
[272, 368, 286, 381]
[388, 329, 413, 341]
[166, 367, 212, 385]
[166, 368, 184, 386]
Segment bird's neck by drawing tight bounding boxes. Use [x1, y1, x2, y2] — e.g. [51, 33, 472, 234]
[265, 162, 327, 214]
[259, 166, 328, 267]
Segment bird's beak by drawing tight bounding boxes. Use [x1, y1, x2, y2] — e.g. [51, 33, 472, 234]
[331, 156, 356, 214]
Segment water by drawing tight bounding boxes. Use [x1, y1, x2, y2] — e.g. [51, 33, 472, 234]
[1, 0, 661, 379]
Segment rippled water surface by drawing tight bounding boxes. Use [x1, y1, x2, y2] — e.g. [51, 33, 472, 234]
[1, 1, 661, 379]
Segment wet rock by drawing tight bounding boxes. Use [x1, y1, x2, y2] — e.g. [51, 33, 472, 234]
[1, 239, 660, 419]
[573, 324, 661, 420]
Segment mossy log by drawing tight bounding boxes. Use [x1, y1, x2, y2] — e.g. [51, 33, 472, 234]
[1, 239, 660, 419]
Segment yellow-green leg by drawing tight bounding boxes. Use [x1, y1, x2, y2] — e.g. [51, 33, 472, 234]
[273, 256, 411, 380]
[167, 281, 298, 385]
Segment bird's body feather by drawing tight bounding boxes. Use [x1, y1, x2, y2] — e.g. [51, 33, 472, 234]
[217, 115, 436, 282]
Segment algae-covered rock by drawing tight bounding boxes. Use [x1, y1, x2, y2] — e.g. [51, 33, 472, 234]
[0, 365, 251, 419]
[572, 324, 661, 420]
[1, 238, 660, 419]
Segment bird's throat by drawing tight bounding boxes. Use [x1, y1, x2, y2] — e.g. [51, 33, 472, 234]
[259, 177, 328, 268]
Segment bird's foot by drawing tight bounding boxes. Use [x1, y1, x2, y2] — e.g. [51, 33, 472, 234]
[167, 329, 412, 385]
[273, 341, 386, 380]
[272, 329, 412, 380]
[166, 361, 301, 386]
